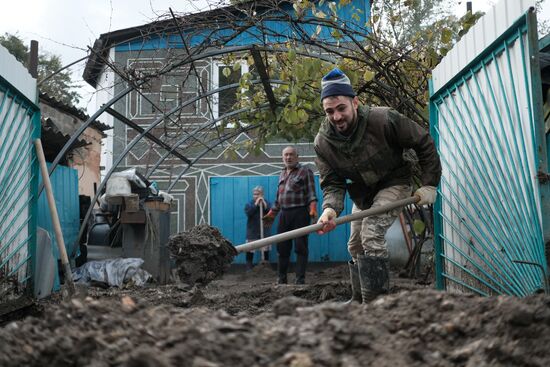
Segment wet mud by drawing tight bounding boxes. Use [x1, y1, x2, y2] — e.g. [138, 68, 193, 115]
[2, 272, 550, 367]
[1, 226, 550, 366]
[168, 225, 237, 285]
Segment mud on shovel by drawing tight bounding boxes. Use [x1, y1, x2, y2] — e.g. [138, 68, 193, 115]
[235, 196, 420, 253]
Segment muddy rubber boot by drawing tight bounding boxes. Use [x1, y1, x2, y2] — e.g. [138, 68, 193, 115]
[277, 256, 289, 284]
[262, 251, 270, 262]
[344, 260, 362, 304]
[357, 254, 389, 302]
[245, 252, 254, 271]
[295, 255, 308, 284]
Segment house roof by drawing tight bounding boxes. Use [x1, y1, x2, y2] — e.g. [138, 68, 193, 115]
[39, 92, 111, 132]
[82, 0, 297, 88]
[41, 117, 89, 163]
[83, 0, 372, 88]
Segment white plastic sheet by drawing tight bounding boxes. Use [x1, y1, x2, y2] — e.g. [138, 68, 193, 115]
[72, 258, 152, 287]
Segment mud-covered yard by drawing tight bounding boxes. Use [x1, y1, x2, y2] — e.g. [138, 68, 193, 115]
[1, 226, 550, 366]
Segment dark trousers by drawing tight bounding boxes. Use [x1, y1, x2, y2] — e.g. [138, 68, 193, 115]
[276, 206, 310, 257]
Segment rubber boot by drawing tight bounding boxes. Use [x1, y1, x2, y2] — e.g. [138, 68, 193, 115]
[357, 254, 390, 302]
[277, 256, 289, 284]
[245, 252, 254, 271]
[295, 254, 308, 284]
[260, 250, 270, 265]
[344, 260, 362, 304]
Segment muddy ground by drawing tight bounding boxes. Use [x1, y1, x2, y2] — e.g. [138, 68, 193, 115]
[1, 226, 550, 366]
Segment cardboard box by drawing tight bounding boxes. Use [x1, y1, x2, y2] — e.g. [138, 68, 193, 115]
[144, 200, 170, 212]
[120, 210, 146, 224]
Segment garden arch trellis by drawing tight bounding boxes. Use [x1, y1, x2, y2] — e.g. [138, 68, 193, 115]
[50, 43, 339, 248]
[9, 0, 513, 299]
[45, 0, 388, 250]
[43, 0, 455, 278]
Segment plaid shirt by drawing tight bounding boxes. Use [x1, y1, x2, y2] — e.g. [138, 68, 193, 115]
[272, 163, 317, 212]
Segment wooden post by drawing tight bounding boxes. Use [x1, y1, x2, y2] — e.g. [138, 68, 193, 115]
[28, 40, 38, 78]
[34, 138, 75, 296]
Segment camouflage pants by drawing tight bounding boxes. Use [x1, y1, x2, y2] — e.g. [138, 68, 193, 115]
[348, 185, 412, 260]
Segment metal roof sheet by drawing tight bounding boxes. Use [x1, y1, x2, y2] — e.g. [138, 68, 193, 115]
[0, 44, 37, 102]
[432, 0, 535, 95]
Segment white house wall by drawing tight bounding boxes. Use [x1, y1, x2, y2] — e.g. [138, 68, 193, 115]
[96, 47, 116, 178]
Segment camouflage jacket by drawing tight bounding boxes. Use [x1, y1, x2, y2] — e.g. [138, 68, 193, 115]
[314, 105, 441, 214]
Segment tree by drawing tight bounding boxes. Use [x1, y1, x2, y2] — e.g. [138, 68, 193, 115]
[536, 0, 549, 35]
[0, 32, 81, 106]
[219, 0, 482, 151]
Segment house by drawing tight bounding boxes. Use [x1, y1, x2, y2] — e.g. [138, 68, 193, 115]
[83, 0, 371, 230]
[39, 92, 110, 199]
[82, 0, 373, 262]
[37, 93, 111, 282]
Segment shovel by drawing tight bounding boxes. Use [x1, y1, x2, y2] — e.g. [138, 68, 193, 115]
[235, 196, 420, 253]
[259, 201, 264, 240]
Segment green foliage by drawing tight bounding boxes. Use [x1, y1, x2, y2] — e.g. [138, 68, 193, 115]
[370, 0, 482, 60]
[0, 33, 27, 62]
[225, 47, 329, 146]
[0, 32, 81, 106]
[536, 0, 550, 35]
[413, 219, 426, 235]
[208, 1, 484, 151]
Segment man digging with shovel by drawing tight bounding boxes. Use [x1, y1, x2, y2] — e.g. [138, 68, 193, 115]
[314, 68, 442, 303]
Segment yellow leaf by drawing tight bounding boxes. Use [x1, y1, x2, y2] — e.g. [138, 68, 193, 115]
[288, 49, 296, 62]
[315, 25, 322, 36]
[363, 70, 375, 82]
[314, 10, 327, 19]
[289, 94, 297, 104]
[298, 109, 309, 122]
[413, 219, 426, 235]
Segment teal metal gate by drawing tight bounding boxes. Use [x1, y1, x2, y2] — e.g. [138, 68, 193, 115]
[0, 45, 40, 300]
[430, 2, 547, 296]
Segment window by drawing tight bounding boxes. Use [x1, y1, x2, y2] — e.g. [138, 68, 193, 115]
[212, 61, 249, 119]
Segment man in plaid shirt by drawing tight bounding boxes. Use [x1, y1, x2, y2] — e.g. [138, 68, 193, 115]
[264, 146, 318, 284]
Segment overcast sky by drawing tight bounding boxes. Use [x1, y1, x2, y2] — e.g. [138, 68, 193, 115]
[0, 0, 548, 113]
[0, 0, 212, 111]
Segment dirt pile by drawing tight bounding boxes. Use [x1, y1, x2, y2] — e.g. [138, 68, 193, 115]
[84, 264, 352, 315]
[1, 288, 550, 367]
[168, 225, 237, 285]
